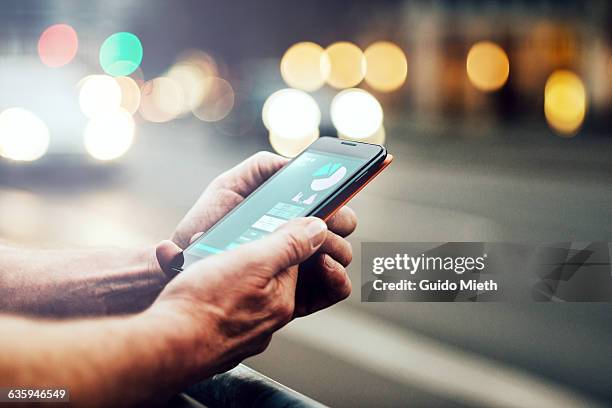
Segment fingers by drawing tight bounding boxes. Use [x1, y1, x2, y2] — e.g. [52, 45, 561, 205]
[233, 217, 327, 275]
[319, 254, 352, 303]
[213, 151, 288, 197]
[155, 240, 182, 277]
[319, 231, 352, 267]
[295, 253, 352, 317]
[326, 206, 357, 238]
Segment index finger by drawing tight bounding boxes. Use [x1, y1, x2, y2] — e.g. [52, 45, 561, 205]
[212, 151, 289, 197]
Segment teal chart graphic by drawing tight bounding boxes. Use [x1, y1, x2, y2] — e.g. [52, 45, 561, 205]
[310, 162, 347, 191]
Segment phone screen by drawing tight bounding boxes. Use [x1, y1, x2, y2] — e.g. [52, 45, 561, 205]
[185, 149, 368, 257]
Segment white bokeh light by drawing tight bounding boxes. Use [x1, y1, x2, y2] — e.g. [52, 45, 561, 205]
[0, 107, 50, 161]
[79, 75, 122, 119]
[269, 129, 319, 158]
[331, 89, 383, 139]
[84, 108, 135, 161]
[262, 88, 321, 139]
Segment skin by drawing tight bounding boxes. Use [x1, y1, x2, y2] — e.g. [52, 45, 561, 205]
[0, 151, 357, 407]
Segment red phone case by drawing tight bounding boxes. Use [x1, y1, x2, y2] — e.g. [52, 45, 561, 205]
[322, 154, 393, 222]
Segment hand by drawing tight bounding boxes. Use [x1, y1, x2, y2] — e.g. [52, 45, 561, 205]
[165, 151, 357, 315]
[151, 217, 328, 377]
[171, 151, 289, 250]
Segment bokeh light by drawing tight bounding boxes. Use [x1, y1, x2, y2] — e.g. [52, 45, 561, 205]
[193, 77, 235, 122]
[99, 32, 143, 76]
[280, 42, 331, 91]
[262, 88, 320, 139]
[79, 75, 122, 119]
[324, 42, 366, 89]
[139, 77, 183, 123]
[84, 108, 135, 160]
[167, 63, 209, 115]
[364, 41, 407, 92]
[269, 130, 319, 158]
[38, 24, 78, 68]
[466, 41, 510, 92]
[0, 108, 50, 161]
[331, 88, 383, 139]
[544, 70, 586, 136]
[114, 76, 141, 115]
[176, 50, 218, 78]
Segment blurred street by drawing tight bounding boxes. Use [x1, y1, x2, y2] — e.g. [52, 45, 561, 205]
[2, 122, 611, 406]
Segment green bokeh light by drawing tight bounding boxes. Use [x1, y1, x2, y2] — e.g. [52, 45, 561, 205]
[99, 32, 143, 76]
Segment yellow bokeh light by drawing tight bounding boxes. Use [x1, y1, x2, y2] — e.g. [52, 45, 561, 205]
[466, 41, 510, 92]
[331, 88, 383, 139]
[269, 130, 319, 158]
[84, 108, 135, 161]
[544, 70, 586, 136]
[364, 42, 407, 92]
[176, 50, 218, 78]
[324, 42, 366, 89]
[139, 77, 183, 123]
[114, 76, 141, 115]
[193, 77, 235, 122]
[0, 108, 50, 161]
[79, 75, 122, 118]
[167, 63, 208, 115]
[280, 42, 331, 91]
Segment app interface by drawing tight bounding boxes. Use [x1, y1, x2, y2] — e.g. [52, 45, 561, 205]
[187, 150, 367, 257]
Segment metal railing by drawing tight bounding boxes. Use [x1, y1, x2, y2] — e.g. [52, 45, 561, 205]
[182, 364, 326, 408]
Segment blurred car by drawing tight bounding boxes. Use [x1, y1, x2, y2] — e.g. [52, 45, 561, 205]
[0, 56, 134, 165]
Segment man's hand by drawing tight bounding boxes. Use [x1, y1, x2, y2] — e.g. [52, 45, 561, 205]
[166, 151, 357, 316]
[151, 217, 329, 377]
[171, 151, 289, 249]
[0, 217, 344, 407]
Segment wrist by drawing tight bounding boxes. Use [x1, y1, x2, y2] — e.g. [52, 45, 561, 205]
[94, 246, 170, 315]
[139, 300, 224, 383]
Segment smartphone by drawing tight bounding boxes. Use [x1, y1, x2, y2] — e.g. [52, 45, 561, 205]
[170, 136, 392, 272]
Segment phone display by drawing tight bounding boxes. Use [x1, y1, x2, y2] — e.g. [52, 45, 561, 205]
[172, 137, 389, 271]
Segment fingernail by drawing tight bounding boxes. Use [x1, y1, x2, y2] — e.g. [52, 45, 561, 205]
[324, 254, 336, 268]
[305, 218, 327, 248]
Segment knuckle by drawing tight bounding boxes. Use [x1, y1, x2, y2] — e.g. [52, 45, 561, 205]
[245, 257, 266, 274]
[252, 151, 274, 163]
[210, 172, 230, 189]
[276, 299, 295, 323]
[283, 231, 306, 262]
[324, 257, 352, 301]
[327, 235, 353, 267]
[342, 241, 353, 265]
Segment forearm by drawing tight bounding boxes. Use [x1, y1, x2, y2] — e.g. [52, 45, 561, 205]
[0, 311, 206, 407]
[0, 246, 168, 317]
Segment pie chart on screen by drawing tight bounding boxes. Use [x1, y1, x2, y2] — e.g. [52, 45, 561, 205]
[310, 162, 347, 191]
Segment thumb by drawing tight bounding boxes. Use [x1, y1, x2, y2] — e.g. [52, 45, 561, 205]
[155, 239, 182, 277]
[234, 217, 327, 275]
